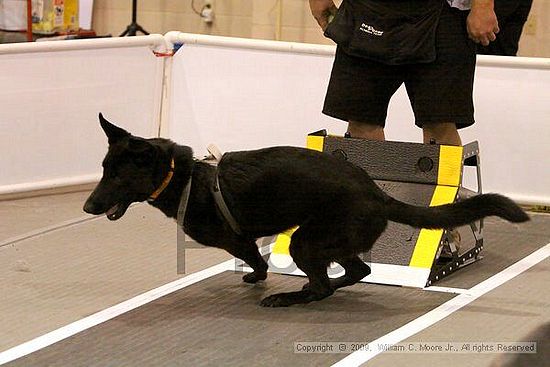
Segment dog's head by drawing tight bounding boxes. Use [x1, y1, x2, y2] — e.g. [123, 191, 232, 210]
[83, 113, 163, 220]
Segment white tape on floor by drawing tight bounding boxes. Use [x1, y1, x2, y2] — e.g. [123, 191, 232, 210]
[332, 242, 550, 367]
[0, 259, 235, 365]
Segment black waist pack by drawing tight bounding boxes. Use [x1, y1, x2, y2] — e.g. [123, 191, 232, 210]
[324, 0, 444, 65]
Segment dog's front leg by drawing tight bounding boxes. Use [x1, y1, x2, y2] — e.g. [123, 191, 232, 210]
[224, 240, 268, 284]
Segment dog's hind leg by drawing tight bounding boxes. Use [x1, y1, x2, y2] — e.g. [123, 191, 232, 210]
[331, 257, 371, 289]
[260, 235, 334, 307]
[302, 213, 385, 292]
[303, 256, 371, 291]
[224, 240, 268, 284]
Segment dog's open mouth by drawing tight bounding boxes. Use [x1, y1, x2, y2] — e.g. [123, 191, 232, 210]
[105, 202, 130, 221]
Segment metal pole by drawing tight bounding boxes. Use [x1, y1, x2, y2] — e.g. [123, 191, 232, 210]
[132, 0, 137, 23]
[26, 0, 33, 42]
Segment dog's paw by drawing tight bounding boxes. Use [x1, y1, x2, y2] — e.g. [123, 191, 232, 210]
[260, 293, 291, 307]
[242, 271, 267, 284]
[260, 290, 314, 307]
[261, 289, 334, 307]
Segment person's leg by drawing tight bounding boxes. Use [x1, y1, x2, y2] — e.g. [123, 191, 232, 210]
[406, 2, 476, 146]
[422, 122, 462, 146]
[322, 47, 403, 138]
[348, 121, 386, 141]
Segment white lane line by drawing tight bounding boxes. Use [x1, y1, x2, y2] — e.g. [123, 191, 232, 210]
[332, 242, 550, 367]
[0, 259, 235, 365]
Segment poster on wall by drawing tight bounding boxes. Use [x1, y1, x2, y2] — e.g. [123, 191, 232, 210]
[0, 0, 93, 32]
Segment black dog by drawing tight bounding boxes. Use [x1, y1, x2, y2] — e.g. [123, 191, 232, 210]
[84, 114, 529, 307]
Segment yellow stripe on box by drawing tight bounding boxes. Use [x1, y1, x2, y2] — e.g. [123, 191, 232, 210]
[437, 145, 463, 187]
[409, 185, 459, 269]
[306, 136, 325, 152]
[409, 229, 445, 268]
[430, 185, 459, 206]
[272, 227, 298, 255]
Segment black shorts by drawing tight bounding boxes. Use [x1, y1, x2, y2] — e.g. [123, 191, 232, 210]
[322, 2, 477, 129]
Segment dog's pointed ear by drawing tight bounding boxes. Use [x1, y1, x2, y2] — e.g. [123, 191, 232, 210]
[99, 113, 130, 145]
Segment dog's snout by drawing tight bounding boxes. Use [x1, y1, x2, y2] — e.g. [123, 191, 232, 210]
[83, 199, 100, 214]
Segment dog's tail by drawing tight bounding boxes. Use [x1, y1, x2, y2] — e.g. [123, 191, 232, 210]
[385, 193, 530, 229]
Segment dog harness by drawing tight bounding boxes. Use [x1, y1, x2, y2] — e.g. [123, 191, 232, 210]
[204, 144, 244, 236]
[147, 147, 243, 236]
[172, 151, 242, 235]
[175, 163, 243, 236]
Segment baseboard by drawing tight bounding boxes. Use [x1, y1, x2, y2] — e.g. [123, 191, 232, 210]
[0, 182, 97, 201]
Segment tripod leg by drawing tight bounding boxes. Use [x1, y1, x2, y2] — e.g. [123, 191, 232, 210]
[136, 24, 149, 35]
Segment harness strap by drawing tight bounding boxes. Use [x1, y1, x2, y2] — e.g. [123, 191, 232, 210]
[170, 142, 242, 236]
[212, 168, 243, 236]
[176, 176, 193, 228]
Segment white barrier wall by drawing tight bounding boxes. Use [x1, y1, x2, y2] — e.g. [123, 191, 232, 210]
[0, 36, 166, 195]
[461, 60, 550, 205]
[167, 33, 550, 205]
[165, 36, 345, 157]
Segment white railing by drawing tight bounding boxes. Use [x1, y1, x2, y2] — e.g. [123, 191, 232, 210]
[0, 33, 167, 55]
